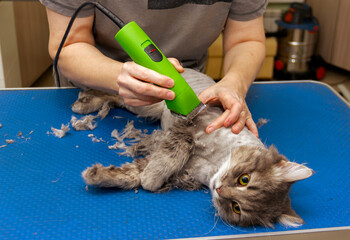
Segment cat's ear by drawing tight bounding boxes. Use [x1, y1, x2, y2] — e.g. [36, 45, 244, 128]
[279, 161, 313, 182]
[278, 209, 305, 227]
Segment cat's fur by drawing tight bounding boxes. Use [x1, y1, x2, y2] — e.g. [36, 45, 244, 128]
[75, 69, 313, 228]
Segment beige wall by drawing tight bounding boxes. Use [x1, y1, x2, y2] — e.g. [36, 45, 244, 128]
[0, 1, 51, 88]
[0, 2, 21, 88]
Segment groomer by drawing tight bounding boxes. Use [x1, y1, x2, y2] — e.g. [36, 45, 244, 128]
[39, 0, 267, 137]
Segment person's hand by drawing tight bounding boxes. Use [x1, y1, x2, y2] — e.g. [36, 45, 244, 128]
[117, 58, 184, 106]
[198, 80, 259, 138]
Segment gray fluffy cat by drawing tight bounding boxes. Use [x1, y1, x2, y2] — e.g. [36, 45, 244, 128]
[75, 69, 313, 228]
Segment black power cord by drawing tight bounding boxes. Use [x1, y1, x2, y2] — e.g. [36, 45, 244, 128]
[53, 1, 125, 87]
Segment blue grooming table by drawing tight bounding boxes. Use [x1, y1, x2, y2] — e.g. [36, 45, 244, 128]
[0, 81, 349, 239]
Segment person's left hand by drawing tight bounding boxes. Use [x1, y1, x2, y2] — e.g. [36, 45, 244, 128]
[198, 80, 259, 138]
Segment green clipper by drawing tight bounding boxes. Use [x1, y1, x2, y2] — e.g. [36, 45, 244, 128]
[115, 21, 201, 116]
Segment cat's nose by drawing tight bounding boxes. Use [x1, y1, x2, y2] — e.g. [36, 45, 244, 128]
[216, 187, 222, 195]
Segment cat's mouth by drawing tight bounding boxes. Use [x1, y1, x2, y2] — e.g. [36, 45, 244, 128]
[211, 182, 216, 191]
[211, 182, 221, 195]
[210, 175, 220, 192]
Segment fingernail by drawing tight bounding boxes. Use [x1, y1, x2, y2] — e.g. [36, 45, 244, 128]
[207, 127, 214, 134]
[224, 119, 231, 127]
[166, 91, 174, 100]
[167, 79, 174, 88]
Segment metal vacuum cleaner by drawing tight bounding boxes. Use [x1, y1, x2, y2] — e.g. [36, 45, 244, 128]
[274, 2, 326, 80]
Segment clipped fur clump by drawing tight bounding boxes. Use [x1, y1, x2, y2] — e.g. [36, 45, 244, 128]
[76, 68, 313, 228]
[50, 123, 70, 138]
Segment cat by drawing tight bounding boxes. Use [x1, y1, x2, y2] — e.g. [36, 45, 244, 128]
[74, 68, 313, 228]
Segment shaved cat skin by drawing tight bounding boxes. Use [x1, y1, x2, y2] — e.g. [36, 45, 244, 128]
[76, 69, 313, 227]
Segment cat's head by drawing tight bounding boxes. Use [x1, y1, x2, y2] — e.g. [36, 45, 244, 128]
[210, 145, 313, 228]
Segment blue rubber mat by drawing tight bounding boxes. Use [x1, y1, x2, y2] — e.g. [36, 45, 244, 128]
[0, 82, 349, 239]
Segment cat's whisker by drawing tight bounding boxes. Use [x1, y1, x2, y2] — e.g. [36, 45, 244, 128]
[201, 211, 219, 236]
[220, 217, 248, 233]
[249, 217, 257, 231]
[201, 201, 217, 216]
[255, 215, 271, 233]
[255, 216, 274, 240]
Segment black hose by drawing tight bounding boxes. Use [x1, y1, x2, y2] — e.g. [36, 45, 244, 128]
[53, 1, 125, 87]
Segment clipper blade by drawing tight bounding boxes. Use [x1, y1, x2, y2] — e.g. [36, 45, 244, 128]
[171, 102, 207, 122]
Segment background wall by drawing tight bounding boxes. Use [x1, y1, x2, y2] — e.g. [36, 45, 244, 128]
[0, 1, 51, 88]
[0, 1, 21, 88]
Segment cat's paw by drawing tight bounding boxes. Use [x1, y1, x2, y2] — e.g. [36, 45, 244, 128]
[82, 164, 104, 186]
[140, 171, 164, 192]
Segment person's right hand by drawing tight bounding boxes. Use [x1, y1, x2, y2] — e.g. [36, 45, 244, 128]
[116, 58, 184, 106]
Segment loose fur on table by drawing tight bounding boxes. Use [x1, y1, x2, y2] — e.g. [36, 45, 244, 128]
[73, 69, 313, 228]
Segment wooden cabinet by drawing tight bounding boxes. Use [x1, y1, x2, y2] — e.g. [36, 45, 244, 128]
[307, 0, 350, 71]
[206, 35, 277, 80]
[0, 1, 51, 88]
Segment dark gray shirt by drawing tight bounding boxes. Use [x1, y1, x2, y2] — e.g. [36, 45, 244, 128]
[40, 0, 267, 85]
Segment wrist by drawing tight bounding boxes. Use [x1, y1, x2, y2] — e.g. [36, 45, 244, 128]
[220, 71, 251, 98]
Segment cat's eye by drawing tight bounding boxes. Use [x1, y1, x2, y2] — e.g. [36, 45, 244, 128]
[232, 202, 241, 214]
[238, 174, 250, 186]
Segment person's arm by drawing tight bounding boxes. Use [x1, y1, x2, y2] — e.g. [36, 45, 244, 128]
[47, 8, 121, 92]
[198, 16, 266, 137]
[46, 8, 181, 105]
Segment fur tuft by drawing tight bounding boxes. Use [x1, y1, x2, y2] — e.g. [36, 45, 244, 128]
[278, 214, 305, 227]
